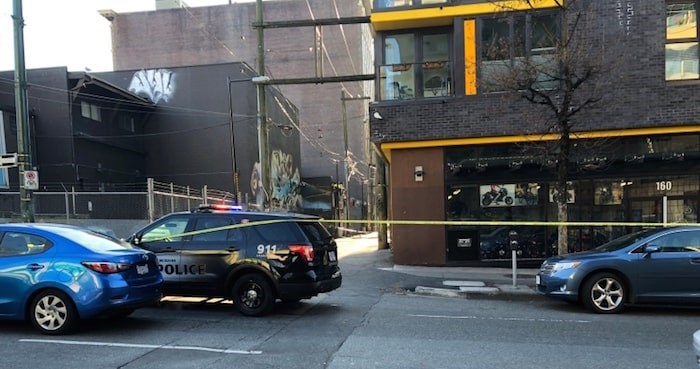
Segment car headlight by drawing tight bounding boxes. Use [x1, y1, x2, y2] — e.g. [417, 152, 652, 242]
[551, 261, 581, 273]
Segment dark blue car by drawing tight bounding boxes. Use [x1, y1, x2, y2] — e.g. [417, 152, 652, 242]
[536, 226, 700, 313]
[0, 223, 163, 334]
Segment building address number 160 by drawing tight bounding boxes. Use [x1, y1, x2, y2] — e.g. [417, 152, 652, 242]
[656, 181, 672, 191]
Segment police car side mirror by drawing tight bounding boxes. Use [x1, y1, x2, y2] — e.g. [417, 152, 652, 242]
[130, 234, 142, 245]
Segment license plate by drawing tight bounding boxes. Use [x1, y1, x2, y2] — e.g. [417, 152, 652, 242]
[136, 264, 149, 275]
[328, 251, 337, 262]
[535, 274, 541, 285]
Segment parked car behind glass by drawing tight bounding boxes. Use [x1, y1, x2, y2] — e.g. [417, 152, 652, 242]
[0, 223, 163, 334]
[537, 226, 700, 313]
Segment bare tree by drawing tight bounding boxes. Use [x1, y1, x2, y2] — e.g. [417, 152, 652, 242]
[483, 0, 610, 255]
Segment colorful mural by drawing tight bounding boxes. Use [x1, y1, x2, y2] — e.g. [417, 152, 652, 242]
[249, 150, 302, 211]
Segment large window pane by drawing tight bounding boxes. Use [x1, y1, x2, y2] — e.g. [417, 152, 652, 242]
[667, 3, 697, 40]
[383, 34, 416, 100]
[380, 64, 415, 100]
[376, 0, 413, 9]
[666, 42, 699, 80]
[482, 18, 510, 61]
[385, 34, 415, 64]
[532, 13, 559, 50]
[513, 16, 526, 58]
[422, 34, 450, 97]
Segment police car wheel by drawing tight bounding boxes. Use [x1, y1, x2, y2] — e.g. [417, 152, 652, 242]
[232, 273, 275, 316]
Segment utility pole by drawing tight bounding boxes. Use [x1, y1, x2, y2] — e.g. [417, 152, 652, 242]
[341, 92, 371, 230]
[256, 0, 270, 209]
[12, 0, 34, 223]
[341, 91, 350, 224]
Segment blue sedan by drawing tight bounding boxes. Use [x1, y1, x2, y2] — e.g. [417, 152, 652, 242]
[536, 226, 700, 313]
[0, 223, 163, 334]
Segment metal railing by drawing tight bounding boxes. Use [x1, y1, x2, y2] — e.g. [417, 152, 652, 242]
[0, 178, 237, 223]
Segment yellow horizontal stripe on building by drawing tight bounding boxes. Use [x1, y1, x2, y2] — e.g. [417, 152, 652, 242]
[379, 125, 700, 162]
[371, 0, 563, 31]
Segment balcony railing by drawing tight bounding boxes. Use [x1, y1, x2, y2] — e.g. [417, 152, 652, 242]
[374, 0, 449, 11]
[379, 61, 452, 101]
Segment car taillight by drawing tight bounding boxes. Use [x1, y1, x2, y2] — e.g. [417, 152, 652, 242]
[288, 244, 315, 263]
[82, 262, 131, 274]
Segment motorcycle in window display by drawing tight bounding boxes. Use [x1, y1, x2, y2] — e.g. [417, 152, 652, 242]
[481, 185, 514, 207]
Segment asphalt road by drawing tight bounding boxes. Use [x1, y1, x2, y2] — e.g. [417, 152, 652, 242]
[1, 241, 699, 369]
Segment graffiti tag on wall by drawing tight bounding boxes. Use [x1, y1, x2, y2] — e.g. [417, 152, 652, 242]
[128, 69, 176, 104]
[616, 1, 634, 36]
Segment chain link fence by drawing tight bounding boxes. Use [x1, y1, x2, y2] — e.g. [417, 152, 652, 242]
[0, 178, 237, 238]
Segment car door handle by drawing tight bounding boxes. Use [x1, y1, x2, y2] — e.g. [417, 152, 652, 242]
[691, 258, 700, 264]
[226, 247, 239, 252]
[27, 264, 45, 271]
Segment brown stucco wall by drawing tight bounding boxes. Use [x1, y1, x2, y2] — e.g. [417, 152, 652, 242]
[390, 147, 446, 265]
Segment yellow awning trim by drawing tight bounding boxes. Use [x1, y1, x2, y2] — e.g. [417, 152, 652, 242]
[371, 0, 563, 31]
[379, 125, 700, 162]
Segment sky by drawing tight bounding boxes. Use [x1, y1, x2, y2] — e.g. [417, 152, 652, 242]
[0, 0, 256, 72]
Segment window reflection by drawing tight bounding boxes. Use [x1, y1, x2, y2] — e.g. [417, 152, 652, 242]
[375, 0, 447, 9]
[666, 3, 698, 80]
[380, 31, 451, 100]
[667, 3, 697, 39]
[481, 12, 560, 92]
[666, 42, 699, 80]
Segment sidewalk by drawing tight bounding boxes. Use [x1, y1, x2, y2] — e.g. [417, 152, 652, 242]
[336, 232, 541, 300]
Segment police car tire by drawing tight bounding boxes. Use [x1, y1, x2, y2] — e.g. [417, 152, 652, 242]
[232, 273, 275, 316]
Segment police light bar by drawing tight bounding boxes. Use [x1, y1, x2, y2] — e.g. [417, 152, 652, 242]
[197, 204, 242, 212]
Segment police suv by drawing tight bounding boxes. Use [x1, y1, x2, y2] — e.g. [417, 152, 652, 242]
[127, 205, 342, 316]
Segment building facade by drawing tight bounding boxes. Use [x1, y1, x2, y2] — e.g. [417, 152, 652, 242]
[104, 0, 374, 221]
[369, 0, 700, 265]
[0, 62, 301, 216]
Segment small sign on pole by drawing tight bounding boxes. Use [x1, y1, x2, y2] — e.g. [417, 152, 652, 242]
[0, 153, 18, 168]
[23, 170, 38, 190]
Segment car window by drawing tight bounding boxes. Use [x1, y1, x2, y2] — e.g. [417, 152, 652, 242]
[141, 216, 189, 242]
[191, 216, 242, 242]
[597, 228, 663, 252]
[249, 220, 306, 243]
[652, 231, 700, 253]
[0, 232, 52, 256]
[298, 222, 332, 243]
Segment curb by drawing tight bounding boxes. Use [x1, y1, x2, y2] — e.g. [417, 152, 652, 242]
[411, 283, 539, 300]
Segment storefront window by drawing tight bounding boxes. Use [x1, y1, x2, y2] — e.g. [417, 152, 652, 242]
[445, 138, 700, 261]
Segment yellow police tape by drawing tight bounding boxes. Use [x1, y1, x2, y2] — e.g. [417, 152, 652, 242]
[138, 217, 700, 243]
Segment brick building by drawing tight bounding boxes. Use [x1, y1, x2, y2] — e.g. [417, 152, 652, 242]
[369, 1, 700, 265]
[102, 0, 374, 221]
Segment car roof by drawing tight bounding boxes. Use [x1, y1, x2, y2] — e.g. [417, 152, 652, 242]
[166, 209, 321, 220]
[0, 223, 88, 232]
